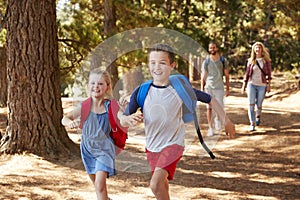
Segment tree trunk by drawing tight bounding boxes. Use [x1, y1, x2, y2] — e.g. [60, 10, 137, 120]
[0, 0, 78, 158]
[0, 47, 7, 107]
[104, 0, 119, 90]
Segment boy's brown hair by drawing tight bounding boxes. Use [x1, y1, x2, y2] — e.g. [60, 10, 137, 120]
[148, 43, 175, 64]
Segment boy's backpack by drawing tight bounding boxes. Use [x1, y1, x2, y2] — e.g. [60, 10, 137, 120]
[204, 56, 225, 75]
[79, 98, 128, 155]
[136, 74, 215, 159]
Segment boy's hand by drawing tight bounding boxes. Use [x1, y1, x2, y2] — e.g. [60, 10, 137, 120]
[224, 119, 235, 139]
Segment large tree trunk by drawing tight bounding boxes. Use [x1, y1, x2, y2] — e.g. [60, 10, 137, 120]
[0, 0, 78, 157]
[0, 47, 7, 107]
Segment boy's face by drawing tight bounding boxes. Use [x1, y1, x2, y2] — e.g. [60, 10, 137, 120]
[88, 74, 108, 98]
[148, 51, 175, 86]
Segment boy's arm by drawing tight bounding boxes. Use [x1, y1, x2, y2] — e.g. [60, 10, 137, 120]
[193, 88, 211, 103]
[209, 98, 235, 138]
[194, 88, 235, 138]
[118, 87, 144, 127]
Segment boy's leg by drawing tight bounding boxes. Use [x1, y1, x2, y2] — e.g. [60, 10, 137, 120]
[150, 168, 170, 200]
[146, 144, 184, 199]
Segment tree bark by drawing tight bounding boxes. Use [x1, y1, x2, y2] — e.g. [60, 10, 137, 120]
[104, 0, 119, 90]
[0, 0, 78, 158]
[0, 47, 7, 107]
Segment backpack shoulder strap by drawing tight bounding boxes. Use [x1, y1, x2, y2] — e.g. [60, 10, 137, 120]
[108, 99, 118, 131]
[108, 99, 128, 155]
[136, 80, 152, 111]
[220, 56, 226, 75]
[170, 75, 215, 159]
[79, 97, 92, 129]
[220, 56, 225, 64]
[169, 74, 197, 123]
[205, 57, 210, 68]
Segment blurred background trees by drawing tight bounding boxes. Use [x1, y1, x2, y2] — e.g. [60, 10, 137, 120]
[1, 0, 299, 97]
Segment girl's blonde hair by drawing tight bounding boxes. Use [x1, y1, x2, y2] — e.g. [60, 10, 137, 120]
[249, 42, 271, 65]
[89, 68, 113, 99]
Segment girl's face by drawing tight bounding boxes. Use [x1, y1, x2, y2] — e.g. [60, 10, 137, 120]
[149, 51, 175, 86]
[254, 44, 263, 57]
[88, 74, 108, 98]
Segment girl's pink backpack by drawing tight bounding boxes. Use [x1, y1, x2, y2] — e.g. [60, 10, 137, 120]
[79, 98, 128, 155]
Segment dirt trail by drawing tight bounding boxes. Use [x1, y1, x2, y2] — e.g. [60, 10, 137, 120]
[0, 80, 299, 200]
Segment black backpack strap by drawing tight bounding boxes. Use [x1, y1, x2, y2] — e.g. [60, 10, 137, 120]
[176, 75, 215, 159]
[256, 60, 267, 77]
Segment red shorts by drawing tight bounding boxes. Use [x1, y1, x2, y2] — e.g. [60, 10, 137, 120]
[146, 144, 184, 180]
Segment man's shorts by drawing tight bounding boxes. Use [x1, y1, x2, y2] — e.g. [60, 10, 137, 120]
[146, 144, 184, 180]
[205, 88, 224, 109]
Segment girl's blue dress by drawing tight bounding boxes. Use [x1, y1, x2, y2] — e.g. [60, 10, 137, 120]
[80, 101, 116, 177]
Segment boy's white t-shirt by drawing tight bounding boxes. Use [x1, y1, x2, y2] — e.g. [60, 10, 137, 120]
[143, 85, 185, 152]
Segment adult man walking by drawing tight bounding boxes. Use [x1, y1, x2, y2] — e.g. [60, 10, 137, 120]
[201, 41, 230, 136]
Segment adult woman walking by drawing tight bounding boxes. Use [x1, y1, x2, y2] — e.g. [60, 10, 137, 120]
[241, 42, 272, 131]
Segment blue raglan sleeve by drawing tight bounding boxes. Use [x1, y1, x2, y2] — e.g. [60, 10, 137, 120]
[123, 86, 141, 116]
[193, 88, 212, 103]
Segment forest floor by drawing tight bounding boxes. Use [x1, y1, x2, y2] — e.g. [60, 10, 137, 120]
[0, 75, 299, 200]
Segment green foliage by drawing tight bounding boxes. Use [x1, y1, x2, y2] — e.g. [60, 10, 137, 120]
[55, 0, 299, 95]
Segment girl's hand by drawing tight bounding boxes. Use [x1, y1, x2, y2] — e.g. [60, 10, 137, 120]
[241, 88, 245, 95]
[68, 120, 80, 129]
[241, 84, 246, 94]
[266, 84, 271, 93]
[118, 94, 130, 112]
[120, 113, 143, 127]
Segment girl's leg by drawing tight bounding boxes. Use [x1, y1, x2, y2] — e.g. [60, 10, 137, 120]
[255, 86, 267, 125]
[88, 174, 96, 184]
[150, 168, 170, 200]
[94, 171, 109, 200]
[247, 83, 256, 128]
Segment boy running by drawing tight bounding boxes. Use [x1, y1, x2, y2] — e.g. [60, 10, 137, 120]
[120, 43, 235, 200]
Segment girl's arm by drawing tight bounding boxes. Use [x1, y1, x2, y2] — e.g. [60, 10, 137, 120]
[62, 106, 81, 129]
